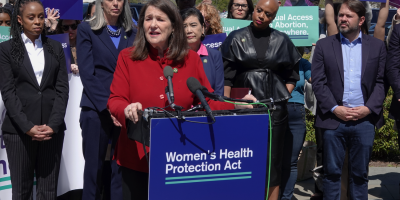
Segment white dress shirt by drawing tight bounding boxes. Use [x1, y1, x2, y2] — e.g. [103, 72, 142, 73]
[21, 33, 45, 86]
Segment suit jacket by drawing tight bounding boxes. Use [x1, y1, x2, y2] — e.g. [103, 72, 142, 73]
[0, 36, 69, 134]
[386, 24, 400, 120]
[312, 33, 386, 129]
[200, 47, 224, 96]
[77, 22, 136, 113]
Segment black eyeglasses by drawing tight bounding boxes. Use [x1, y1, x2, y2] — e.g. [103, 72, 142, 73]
[232, 3, 248, 10]
[62, 24, 78, 32]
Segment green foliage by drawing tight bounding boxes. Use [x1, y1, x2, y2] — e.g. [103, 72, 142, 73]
[373, 88, 399, 159]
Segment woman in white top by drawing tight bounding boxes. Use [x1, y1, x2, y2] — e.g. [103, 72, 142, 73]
[0, 0, 68, 199]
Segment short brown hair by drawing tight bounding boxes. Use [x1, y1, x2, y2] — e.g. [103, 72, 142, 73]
[131, 0, 188, 62]
[341, 0, 368, 34]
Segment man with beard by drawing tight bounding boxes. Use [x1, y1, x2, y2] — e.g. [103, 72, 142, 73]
[311, 0, 386, 199]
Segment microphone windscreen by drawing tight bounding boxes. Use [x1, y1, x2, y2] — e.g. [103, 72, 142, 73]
[186, 77, 203, 94]
[163, 66, 174, 78]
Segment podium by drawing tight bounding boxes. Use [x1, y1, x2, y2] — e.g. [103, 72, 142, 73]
[129, 108, 270, 200]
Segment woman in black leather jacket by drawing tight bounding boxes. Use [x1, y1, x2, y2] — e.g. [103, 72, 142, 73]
[220, 0, 301, 199]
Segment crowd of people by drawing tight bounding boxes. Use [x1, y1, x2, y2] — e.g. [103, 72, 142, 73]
[0, 0, 399, 200]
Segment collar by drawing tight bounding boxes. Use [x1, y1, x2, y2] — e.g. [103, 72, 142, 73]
[340, 31, 362, 44]
[21, 32, 42, 44]
[197, 43, 208, 56]
[148, 44, 175, 66]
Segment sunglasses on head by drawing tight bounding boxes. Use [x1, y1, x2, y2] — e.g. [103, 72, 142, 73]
[62, 24, 78, 32]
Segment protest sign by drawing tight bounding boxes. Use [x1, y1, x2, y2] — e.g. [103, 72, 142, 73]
[221, 6, 319, 46]
[202, 33, 227, 49]
[47, 34, 72, 74]
[41, 0, 83, 20]
[0, 27, 10, 43]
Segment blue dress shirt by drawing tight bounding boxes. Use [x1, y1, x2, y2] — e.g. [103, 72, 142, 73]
[331, 32, 364, 112]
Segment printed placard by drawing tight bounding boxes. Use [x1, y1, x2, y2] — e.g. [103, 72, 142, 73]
[221, 6, 319, 46]
[202, 33, 227, 49]
[47, 33, 72, 74]
[41, 0, 83, 20]
[0, 27, 10, 43]
[149, 114, 269, 200]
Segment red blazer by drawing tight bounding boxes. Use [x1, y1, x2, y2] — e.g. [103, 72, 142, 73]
[107, 46, 234, 172]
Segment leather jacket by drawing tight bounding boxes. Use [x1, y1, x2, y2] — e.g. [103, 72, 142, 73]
[220, 26, 301, 102]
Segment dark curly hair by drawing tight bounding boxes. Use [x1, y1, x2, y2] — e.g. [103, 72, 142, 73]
[10, 0, 59, 64]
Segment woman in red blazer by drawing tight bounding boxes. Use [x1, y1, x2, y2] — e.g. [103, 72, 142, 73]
[107, 0, 255, 199]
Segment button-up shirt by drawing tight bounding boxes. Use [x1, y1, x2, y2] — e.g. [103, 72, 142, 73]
[331, 32, 364, 112]
[21, 33, 45, 86]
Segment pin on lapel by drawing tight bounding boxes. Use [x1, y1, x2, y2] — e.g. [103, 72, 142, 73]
[124, 36, 127, 39]
[173, 68, 178, 73]
[241, 38, 246, 42]
[203, 59, 208, 63]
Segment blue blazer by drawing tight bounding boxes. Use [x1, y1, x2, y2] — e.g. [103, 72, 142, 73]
[200, 47, 224, 96]
[311, 33, 386, 129]
[77, 22, 136, 112]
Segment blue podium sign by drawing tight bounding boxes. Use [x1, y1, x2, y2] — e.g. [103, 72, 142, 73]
[149, 114, 269, 200]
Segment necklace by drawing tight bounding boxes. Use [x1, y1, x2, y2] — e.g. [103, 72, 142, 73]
[106, 25, 121, 37]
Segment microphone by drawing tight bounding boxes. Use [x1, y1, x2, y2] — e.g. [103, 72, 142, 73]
[197, 85, 255, 104]
[200, 88, 226, 102]
[165, 86, 172, 105]
[186, 77, 216, 122]
[163, 66, 175, 104]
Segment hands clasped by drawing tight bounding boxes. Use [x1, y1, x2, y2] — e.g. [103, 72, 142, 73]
[26, 125, 54, 141]
[333, 106, 371, 121]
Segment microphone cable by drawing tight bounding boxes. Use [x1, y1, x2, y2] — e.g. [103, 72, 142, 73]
[223, 100, 273, 199]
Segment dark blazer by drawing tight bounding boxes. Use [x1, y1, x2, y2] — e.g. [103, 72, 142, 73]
[200, 47, 224, 96]
[312, 33, 386, 129]
[0, 36, 69, 134]
[386, 24, 400, 120]
[77, 22, 136, 112]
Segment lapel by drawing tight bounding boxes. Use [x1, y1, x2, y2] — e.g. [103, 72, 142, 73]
[22, 47, 40, 89]
[117, 28, 129, 52]
[40, 38, 52, 89]
[361, 34, 369, 80]
[97, 26, 119, 60]
[332, 34, 344, 84]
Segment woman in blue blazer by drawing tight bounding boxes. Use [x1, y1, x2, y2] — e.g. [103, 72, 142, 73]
[76, 0, 136, 199]
[180, 8, 224, 96]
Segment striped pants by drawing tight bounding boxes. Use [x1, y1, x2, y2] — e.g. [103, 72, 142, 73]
[3, 131, 64, 200]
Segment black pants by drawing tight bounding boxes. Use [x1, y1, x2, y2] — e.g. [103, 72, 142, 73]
[121, 166, 148, 200]
[80, 107, 122, 200]
[315, 126, 324, 194]
[267, 102, 288, 187]
[3, 131, 64, 200]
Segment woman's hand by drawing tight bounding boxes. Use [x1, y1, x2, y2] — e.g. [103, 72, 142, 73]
[46, 8, 59, 32]
[124, 103, 143, 124]
[26, 125, 53, 141]
[108, 109, 122, 127]
[71, 64, 79, 74]
[234, 94, 257, 109]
